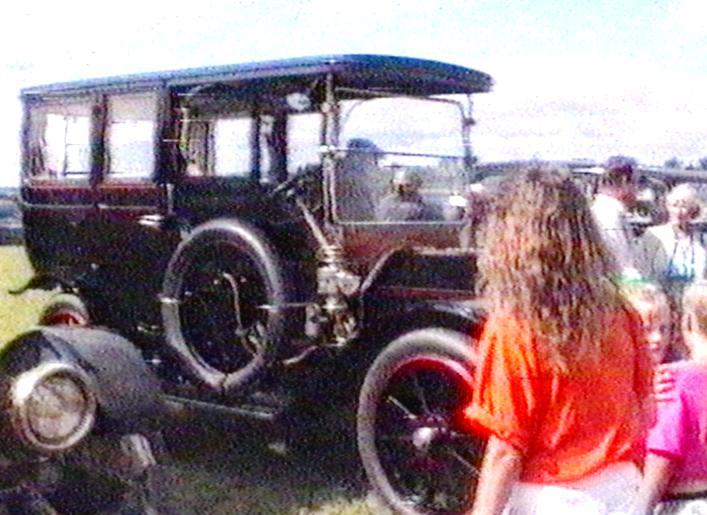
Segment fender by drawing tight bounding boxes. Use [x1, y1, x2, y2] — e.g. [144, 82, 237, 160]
[1, 327, 166, 435]
[8, 262, 100, 295]
[367, 298, 486, 339]
[8, 272, 67, 295]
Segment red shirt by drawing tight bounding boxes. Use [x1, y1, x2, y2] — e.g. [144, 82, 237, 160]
[464, 309, 653, 483]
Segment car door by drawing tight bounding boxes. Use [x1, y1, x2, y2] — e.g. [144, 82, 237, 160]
[92, 91, 180, 323]
[21, 95, 97, 273]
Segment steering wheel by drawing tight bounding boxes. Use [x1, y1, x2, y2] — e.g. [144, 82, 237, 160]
[270, 164, 322, 197]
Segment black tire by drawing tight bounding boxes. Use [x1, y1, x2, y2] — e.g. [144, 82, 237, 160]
[162, 219, 291, 395]
[357, 328, 484, 515]
[39, 293, 90, 326]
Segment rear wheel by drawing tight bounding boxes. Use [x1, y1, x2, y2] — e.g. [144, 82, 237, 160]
[39, 294, 90, 327]
[357, 328, 484, 515]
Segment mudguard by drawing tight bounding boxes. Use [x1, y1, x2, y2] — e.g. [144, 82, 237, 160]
[1, 327, 166, 435]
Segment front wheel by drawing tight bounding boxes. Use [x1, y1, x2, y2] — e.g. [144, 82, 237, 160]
[357, 328, 484, 515]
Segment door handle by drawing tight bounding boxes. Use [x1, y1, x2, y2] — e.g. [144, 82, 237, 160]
[138, 214, 165, 228]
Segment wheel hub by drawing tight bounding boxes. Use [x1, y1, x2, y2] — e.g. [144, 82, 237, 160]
[411, 415, 448, 451]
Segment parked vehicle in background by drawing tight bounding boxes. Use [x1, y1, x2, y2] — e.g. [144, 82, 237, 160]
[0, 187, 23, 245]
[16, 54, 494, 513]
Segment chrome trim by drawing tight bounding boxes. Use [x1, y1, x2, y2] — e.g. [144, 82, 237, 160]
[9, 362, 97, 454]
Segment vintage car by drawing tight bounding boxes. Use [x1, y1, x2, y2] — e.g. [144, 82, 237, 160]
[16, 54, 494, 513]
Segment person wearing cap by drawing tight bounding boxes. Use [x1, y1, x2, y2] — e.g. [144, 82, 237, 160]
[336, 138, 381, 220]
[591, 155, 642, 279]
[375, 167, 434, 221]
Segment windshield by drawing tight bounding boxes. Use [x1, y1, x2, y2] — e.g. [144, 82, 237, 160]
[335, 96, 470, 223]
[339, 96, 466, 157]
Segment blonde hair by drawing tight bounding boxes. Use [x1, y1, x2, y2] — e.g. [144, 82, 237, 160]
[479, 166, 629, 374]
[666, 183, 700, 205]
[683, 280, 707, 336]
[622, 281, 670, 318]
[666, 183, 701, 219]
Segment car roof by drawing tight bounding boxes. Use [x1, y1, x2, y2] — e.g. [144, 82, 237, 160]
[21, 54, 493, 97]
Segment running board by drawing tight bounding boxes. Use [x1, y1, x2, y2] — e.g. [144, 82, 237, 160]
[162, 394, 281, 422]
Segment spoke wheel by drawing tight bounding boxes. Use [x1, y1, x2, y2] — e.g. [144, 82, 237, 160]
[162, 219, 291, 394]
[358, 329, 484, 515]
[178, 244, 268, 374]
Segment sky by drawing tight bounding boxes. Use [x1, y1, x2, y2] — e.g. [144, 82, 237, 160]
[1, 0, 706, 186]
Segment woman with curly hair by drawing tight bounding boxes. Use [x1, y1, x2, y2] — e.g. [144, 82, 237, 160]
[464, 166, 654, 514]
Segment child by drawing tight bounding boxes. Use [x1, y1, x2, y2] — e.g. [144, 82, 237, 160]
[638, 279, 707, 514]
[623, 281, 672, 365]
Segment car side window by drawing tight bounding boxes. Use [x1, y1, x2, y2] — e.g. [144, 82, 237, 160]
[213, 116, 252, 177]
[27, 98, 93, 182]
[288, 112, 321, 176]
[105, 93, 158, 182]
[180, 112, 253, 178]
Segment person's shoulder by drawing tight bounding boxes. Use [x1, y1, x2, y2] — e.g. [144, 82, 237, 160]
[481, 314, 537, 352]
[644, 223, 671, 238]
[674, 361, 707, 380]
[664, 361, 707, 396]
[591, 194, 624, 222]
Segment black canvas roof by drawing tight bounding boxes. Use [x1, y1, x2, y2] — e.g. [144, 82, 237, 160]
[22, 54, 493, 97]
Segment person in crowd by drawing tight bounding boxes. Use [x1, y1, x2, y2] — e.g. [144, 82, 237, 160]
[464, 166, 653, 514]
[591, 155, 642, 278]
[640, 183, 707, 296]
[623, 280, 673, 365]
[638, 280, 707, 514]
[375, 168, 434, 221]
[458, 178, 500, 249]
[640, 183, 707, 359]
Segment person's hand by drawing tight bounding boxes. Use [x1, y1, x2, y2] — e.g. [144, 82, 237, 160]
[653, 363, 676, 402]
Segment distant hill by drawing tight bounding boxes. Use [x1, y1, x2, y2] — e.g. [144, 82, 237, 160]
[0, 189, 22, 244]
[0, 187, 18, 200]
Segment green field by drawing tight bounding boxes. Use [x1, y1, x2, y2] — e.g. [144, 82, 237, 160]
[0, 244, 376, 514]
[0, 245, 52, 342]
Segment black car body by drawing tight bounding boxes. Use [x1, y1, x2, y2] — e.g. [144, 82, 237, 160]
[18, 55, 494, 513]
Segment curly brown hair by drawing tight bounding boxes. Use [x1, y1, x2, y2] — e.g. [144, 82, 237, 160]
[478, 166, 629, 373]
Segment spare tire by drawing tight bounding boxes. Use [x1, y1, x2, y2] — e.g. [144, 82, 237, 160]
[161, 219, 291, 396]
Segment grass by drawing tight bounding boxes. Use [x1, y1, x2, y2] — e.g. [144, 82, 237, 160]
[0, 244, 376, 514]
[0, 245, 52, 343]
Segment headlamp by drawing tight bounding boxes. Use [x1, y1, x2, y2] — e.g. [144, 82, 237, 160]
[8, 362, 97, 454]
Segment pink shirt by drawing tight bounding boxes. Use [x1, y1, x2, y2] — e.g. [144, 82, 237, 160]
[647, 362, 707, 487]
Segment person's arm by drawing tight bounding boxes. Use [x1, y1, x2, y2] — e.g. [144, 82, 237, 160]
[468, 436, 523, 515]
[654, 363, 676, 402]
[636, 453, 675, 514]
[636, 231, 654, 278]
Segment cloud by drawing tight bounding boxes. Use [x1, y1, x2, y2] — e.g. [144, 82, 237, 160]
[470, 51, 707, 165]
[666, 0, 707, 34]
